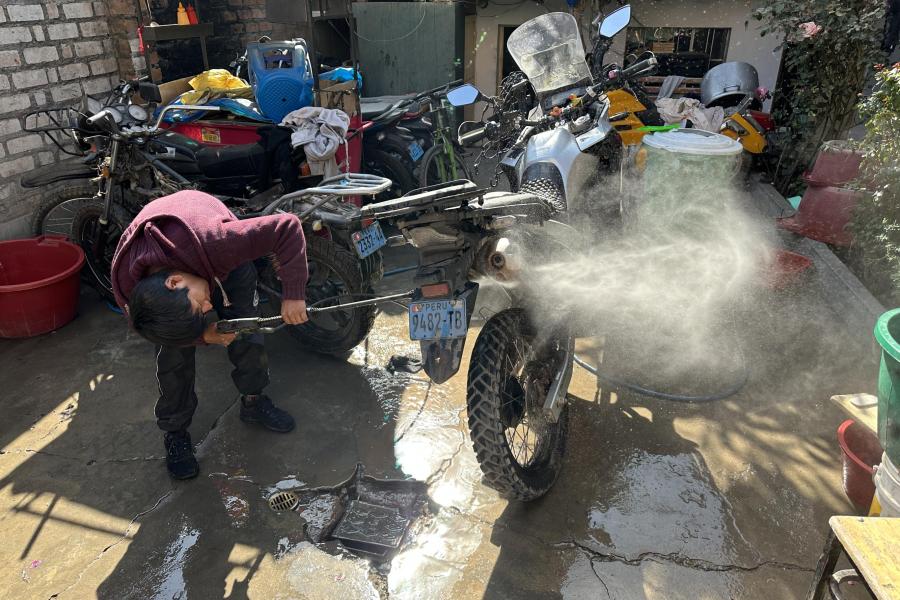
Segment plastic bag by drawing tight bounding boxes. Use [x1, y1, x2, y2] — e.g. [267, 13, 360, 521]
[320, 67, 363, 90]
[183, 69, 253, 104]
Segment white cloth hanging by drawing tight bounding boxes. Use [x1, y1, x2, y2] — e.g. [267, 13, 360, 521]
[280, 107, 351, 178]
[654, 97, 725, 132]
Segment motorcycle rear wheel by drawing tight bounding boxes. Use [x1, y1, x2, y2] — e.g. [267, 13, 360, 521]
[362, 148, 416, 202]
[466, 308, 569, 501]
[266, 235, 376, 356]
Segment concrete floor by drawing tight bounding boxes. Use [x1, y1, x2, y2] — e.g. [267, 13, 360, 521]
[0, 187, 883, 600]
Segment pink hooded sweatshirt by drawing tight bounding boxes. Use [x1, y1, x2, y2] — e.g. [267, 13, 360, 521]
[111, 190, 307, 312]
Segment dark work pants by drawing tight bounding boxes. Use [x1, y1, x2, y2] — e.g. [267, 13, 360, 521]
[885, 6, 900, 53]
[154, 262, 270, 432]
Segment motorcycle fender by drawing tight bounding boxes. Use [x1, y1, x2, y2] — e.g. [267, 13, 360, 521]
[524, 128, 582, 197]
[500, 146, 524, 171]
[730, 113, 766, 154]
[20, 159, 96, 188]
[421, 282, 479, 384]
[575, 121, 613, 152]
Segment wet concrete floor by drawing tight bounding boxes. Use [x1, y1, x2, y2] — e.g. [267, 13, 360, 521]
[0, 215, 881, 600]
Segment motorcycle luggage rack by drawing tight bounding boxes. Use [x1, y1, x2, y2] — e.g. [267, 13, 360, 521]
[281, 173, 392, 200]
[360, 179, 484, 220]
[260, 173, 392, 219]
[23, 107, 90, 156]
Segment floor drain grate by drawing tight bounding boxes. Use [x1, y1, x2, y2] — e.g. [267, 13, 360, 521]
[268, 490, 299, 512]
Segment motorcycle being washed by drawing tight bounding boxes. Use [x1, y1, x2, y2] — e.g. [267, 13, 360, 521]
[459, 10, 657, 229]
[21, 80, 386, 356]
[360, 9, 640, 501]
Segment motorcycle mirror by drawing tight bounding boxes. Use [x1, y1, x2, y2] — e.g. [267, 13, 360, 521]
[446, 84, 482, 107]
[598, 5, 631, 38]
[138, 81, 163, 103]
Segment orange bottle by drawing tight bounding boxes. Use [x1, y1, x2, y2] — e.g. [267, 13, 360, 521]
[186, 3, 199, 24]
[176, 2, 189, 25]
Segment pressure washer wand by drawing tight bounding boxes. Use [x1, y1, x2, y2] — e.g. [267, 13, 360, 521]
[215, 290, 413, 335]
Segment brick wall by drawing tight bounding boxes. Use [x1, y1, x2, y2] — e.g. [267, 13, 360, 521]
[0, 1, 141, 239]
[151, 0, 298, 75]
[0, 1, 335, 239]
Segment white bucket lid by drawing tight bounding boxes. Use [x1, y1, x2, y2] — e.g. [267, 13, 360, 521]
[642, 128, 743, 156]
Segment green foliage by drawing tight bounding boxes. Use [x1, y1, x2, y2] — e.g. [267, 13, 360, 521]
[851, 64, 900, 303]
[753, 0, 886, 193]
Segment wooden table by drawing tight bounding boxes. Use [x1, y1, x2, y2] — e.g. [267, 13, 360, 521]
[830, 394, 879, 433]
[806, 516, 900, 599]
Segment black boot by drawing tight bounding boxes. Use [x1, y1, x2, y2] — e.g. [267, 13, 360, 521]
[164, 430, 199, 480]
[239, 394, 295, 433]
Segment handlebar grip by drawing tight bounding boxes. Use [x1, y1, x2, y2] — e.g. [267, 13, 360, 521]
[620, 57, 658, 79]
[459, 127, 486, 146]
[86, 110, 109, 125]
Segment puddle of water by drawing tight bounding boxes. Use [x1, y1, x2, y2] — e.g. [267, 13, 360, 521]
[152, 525, 200, 600]
[388, 510, 485, 600]
[428, 444, 503, 512]
[394, 426, 465, 482]
[262, 476, 307, 498]
[349, 315, 419, 369]
[275, 535, 306, 559]
[284, 542, 381, 599]
[586, 451, 747, 566]
[211, 479, 250, 528]
[250, 542, 381, 600]
[297, 494, 342, 542]
[360, 366, 412, 427]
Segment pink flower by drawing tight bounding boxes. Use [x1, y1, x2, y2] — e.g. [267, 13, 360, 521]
[798, 21, 823, 38]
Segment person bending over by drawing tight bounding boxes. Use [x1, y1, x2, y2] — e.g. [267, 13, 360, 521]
[111, 190, 308, 480]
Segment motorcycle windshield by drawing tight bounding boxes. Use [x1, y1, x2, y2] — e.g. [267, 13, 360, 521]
[507, 13, 592, 99]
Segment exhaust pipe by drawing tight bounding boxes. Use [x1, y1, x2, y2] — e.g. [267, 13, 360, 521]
[473, 236, 521, 282]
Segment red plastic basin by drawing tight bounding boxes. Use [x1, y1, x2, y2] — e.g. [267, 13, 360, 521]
[0, 236, 84, 338]
[777, 185, 860, 247]
[837, 419, 883, 513]
[762, 250, 813, 290]
[807, 142, 863, 188]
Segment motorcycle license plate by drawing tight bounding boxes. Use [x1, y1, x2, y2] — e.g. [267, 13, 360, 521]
[352, 222, 386, 259]
[408, 300, 467, 341]
[408, 141, 424, 162]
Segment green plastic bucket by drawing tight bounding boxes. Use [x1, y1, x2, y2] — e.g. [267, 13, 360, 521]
[639, 129, 743, 221]
[874, 308, 900, 465]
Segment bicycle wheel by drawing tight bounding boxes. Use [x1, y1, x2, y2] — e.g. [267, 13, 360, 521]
[418, 143, 470, 187]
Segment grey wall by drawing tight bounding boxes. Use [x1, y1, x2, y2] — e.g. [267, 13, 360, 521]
[353, 1, 464, 96]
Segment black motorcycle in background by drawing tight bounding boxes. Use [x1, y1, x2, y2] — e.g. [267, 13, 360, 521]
[21, 79, 383, 356]
[360, 79, 466, 199]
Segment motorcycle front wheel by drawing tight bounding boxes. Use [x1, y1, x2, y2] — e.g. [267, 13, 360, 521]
[466, 308, 569, 501]
[264, 235, 376, 357]
[69, 198, 129, 302]
[31, 181, 97, 236]
[418, 143, 470, 188]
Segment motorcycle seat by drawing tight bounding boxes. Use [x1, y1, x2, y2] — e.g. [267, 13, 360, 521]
[360, 94, 417, 120]
[196, 143, 268, 180]
[480, 191, 553, 219]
